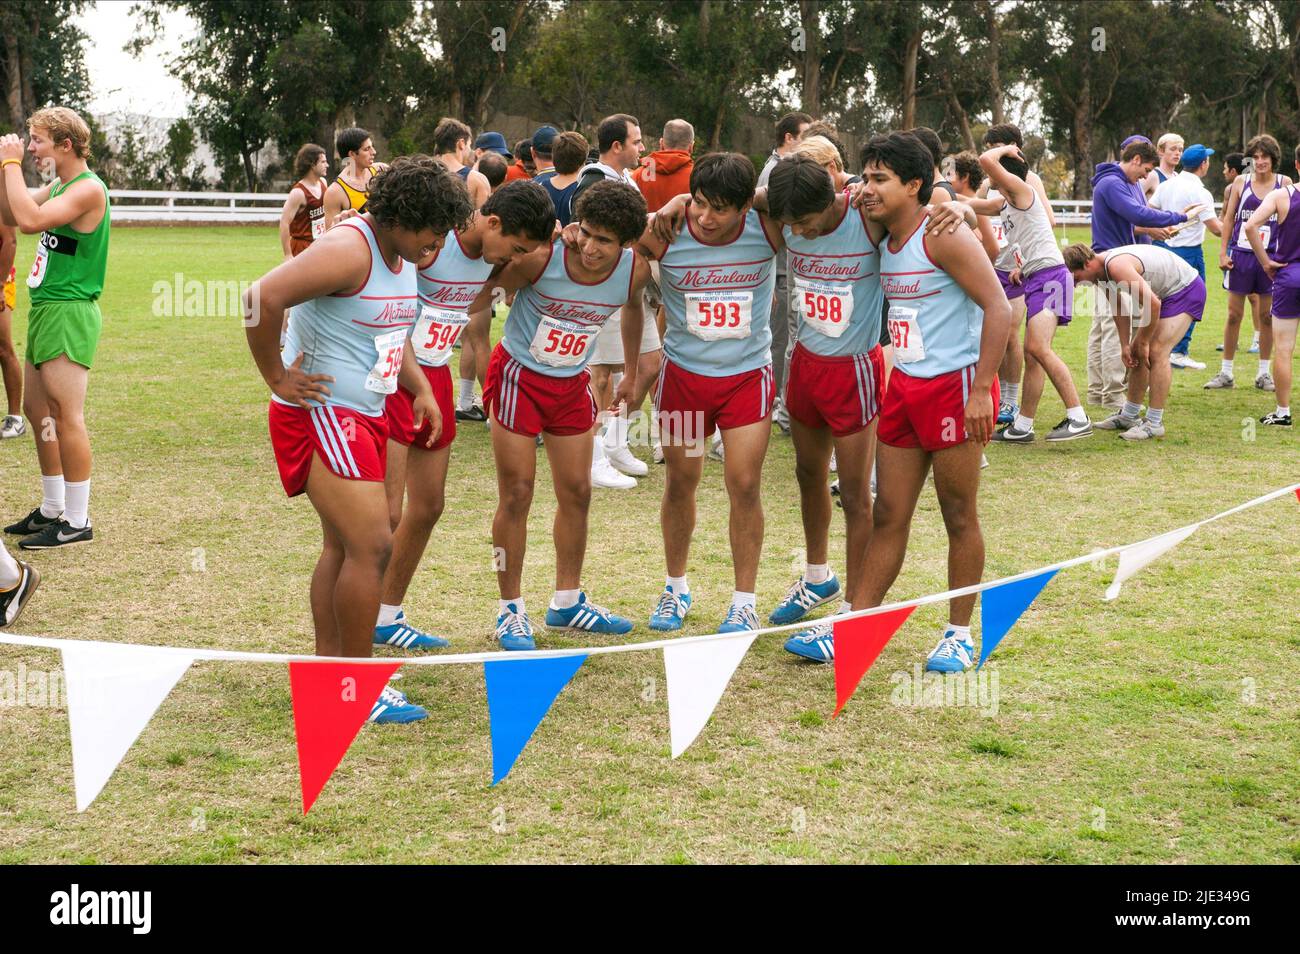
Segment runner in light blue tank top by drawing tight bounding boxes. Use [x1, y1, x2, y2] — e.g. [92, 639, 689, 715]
[279, 216, 420, 414]
[879, 216, 983, 378]
[785, 194, 883, 356]
[501, 240, 636, 377]
[412, 228, 495, 369]
[658, 207, 777, 375]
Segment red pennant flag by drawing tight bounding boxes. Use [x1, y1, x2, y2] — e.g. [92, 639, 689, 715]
[833, 606, 916, 717]
[289, 661, 400, 814]
[1294, 487, 1299, 504]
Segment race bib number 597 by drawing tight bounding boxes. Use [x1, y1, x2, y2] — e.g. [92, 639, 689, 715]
[887, 304, 926, 364]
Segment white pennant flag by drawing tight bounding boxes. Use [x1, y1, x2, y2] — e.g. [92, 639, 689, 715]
[1104, 525, 1198, 601]
[62, 643, 194, 811]
[663, 633, 756, 758]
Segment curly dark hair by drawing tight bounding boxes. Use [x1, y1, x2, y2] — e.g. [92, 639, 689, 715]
[366, 155, 474, 235]
[573, 179, 647, 245]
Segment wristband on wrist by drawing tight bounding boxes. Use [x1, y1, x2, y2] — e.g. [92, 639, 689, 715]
[0, 158, 21, 169]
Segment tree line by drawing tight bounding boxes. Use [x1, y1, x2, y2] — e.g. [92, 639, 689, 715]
[5, 0, 1300, 196]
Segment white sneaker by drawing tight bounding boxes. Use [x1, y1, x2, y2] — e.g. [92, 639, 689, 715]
[829, 449, 838, 473]
[1119, 419, 1165, 441]
[0, 415, 24, 439]
[653, 441, 664, 464]
[605, 444, 648, 476]
[592, 457, 637, 488]
[708, 430, 725, 461]
[1255, 372, 1275, 392]
[1170, 353, 1205, 370]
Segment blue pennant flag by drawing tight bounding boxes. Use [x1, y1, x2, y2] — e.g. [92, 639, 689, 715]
[484, 654, 587, 785]
[978, 569, 1059, 668]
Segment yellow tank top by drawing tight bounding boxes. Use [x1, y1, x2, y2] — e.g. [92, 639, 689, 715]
[337, 166, 378, 212]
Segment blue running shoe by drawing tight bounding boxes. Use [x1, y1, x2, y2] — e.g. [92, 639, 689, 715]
[649, 585, 692, 631]
[925, 630, 975, 673]
[496, 602, 536, 651]
[768, 574, 842, 625]
[997, 401, 1018, 426]
[718, 603, 760, 634]
[374, 610, 450, 650]
[544, 591, 633, 634]
[784, 619, 834, 662]
[368, 685, 428, 724]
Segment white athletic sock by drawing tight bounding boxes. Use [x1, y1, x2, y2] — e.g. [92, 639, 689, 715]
[1066, 405, 1088, 424]
[835, 600, 851, 616]
[499, 597, 525, 617]
[40, 475, 64, 518]
[603, 413, 630, 452]
[945, 623, 972, 641]
[63, 479, 90, 529]
[551, 588, 580, 609]
[1013, 414, 1034, 432]
[592, 439, 607, 466]
[1002, 382, 1020, 405]
[0, 540, 20, 590]
[1122, 401, 1143, 419]
[1146, 407, 1164, 426]
[1221, 358, 1235, 376]
[1278, 405, 1291, 417]
[804, 563, 831, 585]
[1259, 358, 1271, 376]
[457, 378, 476, 410]
[666, 575, 689, 596]
[730, 591, 756, 611]
[377, 603, 402, 627]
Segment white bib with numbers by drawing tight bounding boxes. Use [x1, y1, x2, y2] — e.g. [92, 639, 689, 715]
[887, 304, 926, 364]
[364, 328, 407, 394]
[796, 278, 853, 339]
[26, 238, 49, 289]
[528, 315, 595, 368]
[412, 306, 467, 367]
[685, 290, 752, 341]
[1238, 224, 1270, 250]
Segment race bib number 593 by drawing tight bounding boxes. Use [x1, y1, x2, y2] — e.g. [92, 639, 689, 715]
[685, 291, 753, 341]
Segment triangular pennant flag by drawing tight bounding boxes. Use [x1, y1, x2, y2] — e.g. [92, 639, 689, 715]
[664, 633, 756, 757]
[484, 654, 587, 785]
[1104, 525, 1197, 600]
[833, 605, 916, 717]
[62, 642, 193, 812]
[978, 569, 1059, 668]
[289, 660, 400, 814]
[1294, 487, 1299, 504]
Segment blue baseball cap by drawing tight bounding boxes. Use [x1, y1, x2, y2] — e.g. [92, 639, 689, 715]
[474, 131, 512, 159]
[1181, 144, 1215, 169]
[531, 125, 559, 155]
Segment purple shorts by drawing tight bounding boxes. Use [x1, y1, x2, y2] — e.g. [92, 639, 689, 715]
[1022, 264, 1073, 325]
[996, 267, 1026, 300]
[1227, 248, 1274, 296]
[1160, 277, 1206, 322]
[1270, 264, 1300, 319]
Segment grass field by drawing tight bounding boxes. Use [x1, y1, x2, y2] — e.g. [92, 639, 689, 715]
[0, 224, 1296, 864]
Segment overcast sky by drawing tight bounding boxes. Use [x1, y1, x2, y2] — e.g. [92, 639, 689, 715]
[78, 1, 191, 117]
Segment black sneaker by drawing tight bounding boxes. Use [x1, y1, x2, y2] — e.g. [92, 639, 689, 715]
[1045, 417, 1094, 441]
[1260, 411, 1293, 426]
[991, 422, 1034, 443]
[19, 518, 93, 550]
[455, 403, 487, 422]
[5, 507, 60, 536]
[0, 561, 40, 626]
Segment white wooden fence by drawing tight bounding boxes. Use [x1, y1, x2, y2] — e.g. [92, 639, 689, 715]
[104, 190, 1217, 226]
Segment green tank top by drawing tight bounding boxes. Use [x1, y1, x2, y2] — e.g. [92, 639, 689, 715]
[29, 170, 111, 303]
